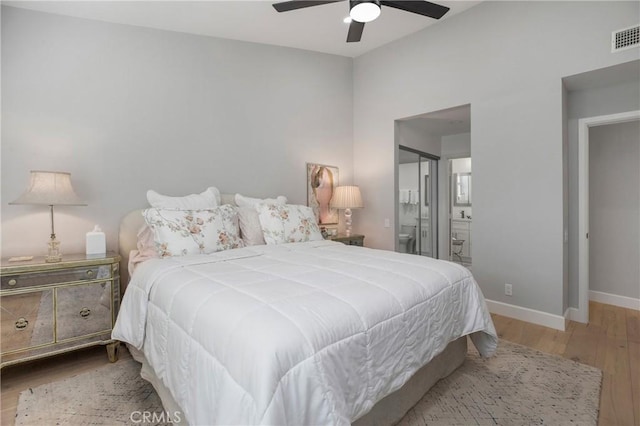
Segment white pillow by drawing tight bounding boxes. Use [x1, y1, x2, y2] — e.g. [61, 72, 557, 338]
[147, 187, 221, 209]
[234, 193, 287, 208]
[258, 204, 323, 245]
[234, 194, 288, 246]
[143, 205, 243, 257]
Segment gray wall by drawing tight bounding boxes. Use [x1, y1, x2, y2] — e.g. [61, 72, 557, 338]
[589, 121, 639, 299]
[566, 80, 640, 307]
[353, 1, 639, 316]
[1, 6, 353, 257]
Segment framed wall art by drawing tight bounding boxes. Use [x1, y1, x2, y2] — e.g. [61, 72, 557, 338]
[306, 163, 339, 225]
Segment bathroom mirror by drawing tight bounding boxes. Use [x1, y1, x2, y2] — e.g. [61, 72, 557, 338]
[454, 173, 471, 206]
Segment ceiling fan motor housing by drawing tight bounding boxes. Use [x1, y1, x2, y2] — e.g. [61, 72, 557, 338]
[350, 0, 381, 23]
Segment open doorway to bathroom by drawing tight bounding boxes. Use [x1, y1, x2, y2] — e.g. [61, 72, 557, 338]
[398, 146, 439, 258]
[450, 157, 472, 267]
[395, 104, 471, 264]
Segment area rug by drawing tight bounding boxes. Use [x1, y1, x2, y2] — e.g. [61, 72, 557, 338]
[14, 340, 601, 426]
[14, 357, 164, 426]
[397, 341, 602, 426]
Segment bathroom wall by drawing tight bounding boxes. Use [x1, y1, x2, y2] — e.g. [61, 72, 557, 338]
[397, 120, 442, 156]
[451, 158, 472, 220]
[441, 133, 471, 158]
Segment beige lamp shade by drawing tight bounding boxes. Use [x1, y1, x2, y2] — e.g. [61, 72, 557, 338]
[10, 171, 86, 206]
[331, 185, 363, 237]
[331, 185, 363, 209]
[9, 170, 86, 263]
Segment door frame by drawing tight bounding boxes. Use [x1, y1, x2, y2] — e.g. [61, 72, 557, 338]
[442, 155, 472, 261]
[577, 110, 640, 323]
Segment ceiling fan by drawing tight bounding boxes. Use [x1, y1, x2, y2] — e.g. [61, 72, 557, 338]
[272, 0, 450, 43]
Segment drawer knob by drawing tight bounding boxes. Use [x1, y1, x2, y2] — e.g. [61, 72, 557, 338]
[86, 270, 94, 278]
[79, 307, 91, 318]
[15, 317, 28, 330]
[8, 279, 17, 286]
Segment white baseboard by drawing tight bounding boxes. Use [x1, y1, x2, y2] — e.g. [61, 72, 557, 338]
[485, 299, 566, 331]
[564, 307, 582, 323]
[589, 290, 640, 311]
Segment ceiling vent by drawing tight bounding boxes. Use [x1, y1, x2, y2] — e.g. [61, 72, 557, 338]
[612, 24, 639, 52]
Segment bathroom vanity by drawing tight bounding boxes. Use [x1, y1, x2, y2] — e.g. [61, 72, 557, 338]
[451, 219, 472, 263]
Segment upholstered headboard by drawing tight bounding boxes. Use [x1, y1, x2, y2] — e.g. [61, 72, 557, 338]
[118, 193, 237, 287]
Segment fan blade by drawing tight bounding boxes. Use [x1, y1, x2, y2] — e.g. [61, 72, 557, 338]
[347, 20, 365, 43]
[380, 0, 449, 19]
[273, 0, 344, 13]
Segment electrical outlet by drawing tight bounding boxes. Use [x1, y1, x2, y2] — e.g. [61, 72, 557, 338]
[505, 283, 513, 296]
[384, 218, 390, 228]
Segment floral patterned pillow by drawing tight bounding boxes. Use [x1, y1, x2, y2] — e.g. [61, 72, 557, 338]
[257, 204, 324, 245]
[143, 205, 244, 257]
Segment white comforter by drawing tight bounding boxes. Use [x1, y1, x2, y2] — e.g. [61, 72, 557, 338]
[113, 241, 497, 425]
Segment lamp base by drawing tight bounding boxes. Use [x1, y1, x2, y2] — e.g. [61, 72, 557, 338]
[46, 239, 62, 263]
[344, 208, 352, 237]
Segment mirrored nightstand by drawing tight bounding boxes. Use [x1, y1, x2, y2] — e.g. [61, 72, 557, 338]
[0, 252, 121, 368]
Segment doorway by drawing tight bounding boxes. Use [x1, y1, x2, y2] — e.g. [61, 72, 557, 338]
[449, 157, 472, 266]
[577, 110, 640, 323]
[395, 104, 471, 260]
[398, 146, 439, 258]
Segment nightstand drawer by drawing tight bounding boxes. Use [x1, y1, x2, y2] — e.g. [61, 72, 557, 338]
[1, 264, 112, 290]
[56, 281, 113, 341]
[1, 289, 54, 353]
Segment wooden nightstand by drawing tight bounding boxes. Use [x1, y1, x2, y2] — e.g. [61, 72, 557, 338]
[0, 253, 121, 368]
[329, 234, 365, 247]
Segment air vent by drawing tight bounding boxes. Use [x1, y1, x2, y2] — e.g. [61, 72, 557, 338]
[612, 24, 639, 52]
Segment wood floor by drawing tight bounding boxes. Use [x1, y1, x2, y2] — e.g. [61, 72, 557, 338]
[1, 301, 638, 425]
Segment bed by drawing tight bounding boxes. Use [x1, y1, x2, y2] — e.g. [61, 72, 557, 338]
[113, 193, 497, 425]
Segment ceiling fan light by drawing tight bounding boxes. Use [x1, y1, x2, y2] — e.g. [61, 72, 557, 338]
[349, 0, 380, 23]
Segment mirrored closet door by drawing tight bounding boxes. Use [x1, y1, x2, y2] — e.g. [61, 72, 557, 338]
[398, 146, 438, 258]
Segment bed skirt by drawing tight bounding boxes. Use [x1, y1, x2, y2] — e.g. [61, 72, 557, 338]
[127, 336, 467, 425]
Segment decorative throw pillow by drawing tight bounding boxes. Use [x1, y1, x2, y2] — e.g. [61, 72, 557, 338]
[237, 207, 268, 246]
[147, 187, 221, 209]
[234, 194, 288, 246]
[143, 205, 243, 257]
[258, 204, 323, 245]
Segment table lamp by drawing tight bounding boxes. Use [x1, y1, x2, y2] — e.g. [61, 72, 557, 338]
[331, 185, 363, 237]
[10, 171, 87, 262]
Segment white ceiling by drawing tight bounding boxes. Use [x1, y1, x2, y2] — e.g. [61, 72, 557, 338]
[400, 104, 471, 138]
[4, 0, 481, 57]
